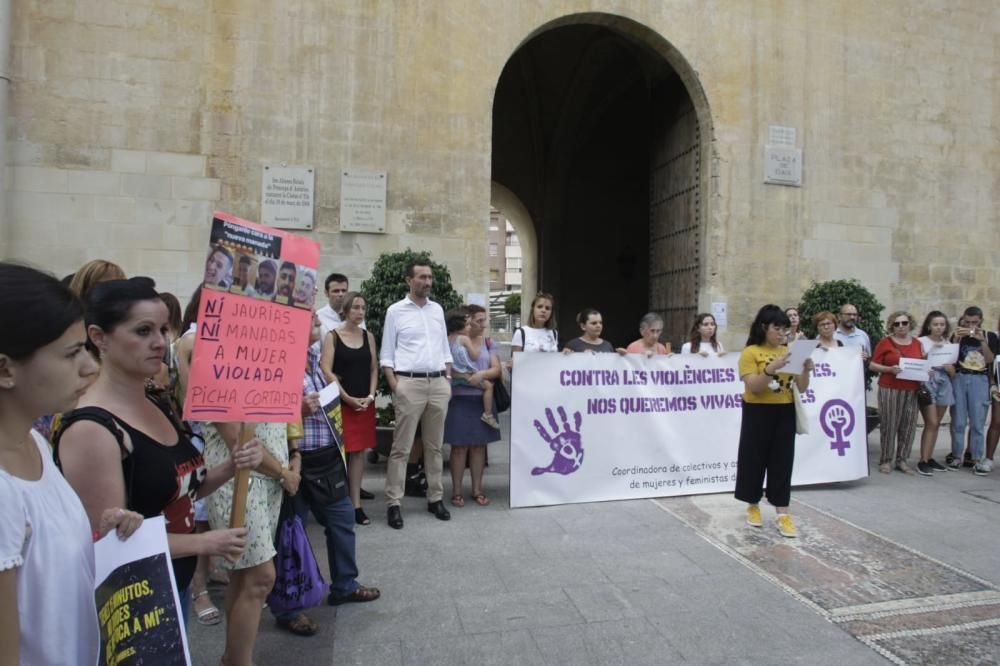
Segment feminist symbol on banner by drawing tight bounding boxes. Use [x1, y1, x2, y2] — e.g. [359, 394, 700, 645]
[819, 399, 855, 456]
[530, 406, 584, 476]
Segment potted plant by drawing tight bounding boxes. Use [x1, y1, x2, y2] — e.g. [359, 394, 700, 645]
[797, 278, 885, 434]
[360, 249, 464, 459]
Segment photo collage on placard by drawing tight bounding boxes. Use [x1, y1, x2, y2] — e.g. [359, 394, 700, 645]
[203, 217, 316, 310]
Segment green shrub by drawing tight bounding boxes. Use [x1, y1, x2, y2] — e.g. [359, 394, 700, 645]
[797, 279, 885, 341]
[797, 279, 885, 390]
[359, 248, 463, 404]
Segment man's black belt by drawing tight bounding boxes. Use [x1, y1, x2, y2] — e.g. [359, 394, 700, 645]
[395, 371, 446, 378]
[955, 368, 987, 375]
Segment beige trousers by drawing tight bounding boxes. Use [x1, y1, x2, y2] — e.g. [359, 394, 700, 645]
[385, 376, 451, 506]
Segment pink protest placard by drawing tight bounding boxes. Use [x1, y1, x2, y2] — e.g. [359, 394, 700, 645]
[183, 212, 320, 423]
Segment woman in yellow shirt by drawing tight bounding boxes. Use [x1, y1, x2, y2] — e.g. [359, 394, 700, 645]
[736, 305, 813, 538]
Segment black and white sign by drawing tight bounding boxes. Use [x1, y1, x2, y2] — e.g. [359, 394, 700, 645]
[261, 164, 315, 229]
[340, 169, 387, 233]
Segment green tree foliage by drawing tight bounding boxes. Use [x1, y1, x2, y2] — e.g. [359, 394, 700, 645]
[359, 249, 463, 399]
[796, 279, 885, 342]
[503, 293, 521, 316]
[797, 279, 885, 392]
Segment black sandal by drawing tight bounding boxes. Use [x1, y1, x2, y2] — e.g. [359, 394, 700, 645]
[354, 507, 371, 525]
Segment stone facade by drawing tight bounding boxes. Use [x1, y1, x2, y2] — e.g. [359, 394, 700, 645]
[3, 1, 998, 346]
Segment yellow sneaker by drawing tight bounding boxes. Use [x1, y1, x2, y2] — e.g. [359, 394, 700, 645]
[776, 514, 798, 538]
[746, 504, 762, 527]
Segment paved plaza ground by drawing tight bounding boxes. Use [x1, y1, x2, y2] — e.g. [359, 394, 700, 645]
[190, 416, 1000, 665]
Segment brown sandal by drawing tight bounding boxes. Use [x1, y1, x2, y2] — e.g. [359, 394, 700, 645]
[275, 612, 319, 636]
[472, 493, 490, 506]
[328, 584, 381, 606]
[450, 494, 465, 507]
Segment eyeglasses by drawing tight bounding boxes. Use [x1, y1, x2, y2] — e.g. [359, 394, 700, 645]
[892, 321, 910, 327]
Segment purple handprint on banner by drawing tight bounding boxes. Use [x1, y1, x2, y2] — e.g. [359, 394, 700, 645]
[819, 399, 855, 456]
[530, 406, 584, 476]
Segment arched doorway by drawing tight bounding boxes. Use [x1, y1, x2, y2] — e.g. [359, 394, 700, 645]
[491, 181, 537, 315]
[491, 14, 711, 348]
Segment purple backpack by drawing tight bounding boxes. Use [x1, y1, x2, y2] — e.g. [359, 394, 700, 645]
[266, 515, 327, 614]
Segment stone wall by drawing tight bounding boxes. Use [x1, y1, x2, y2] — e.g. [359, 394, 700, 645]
[4, 1, 999, 343]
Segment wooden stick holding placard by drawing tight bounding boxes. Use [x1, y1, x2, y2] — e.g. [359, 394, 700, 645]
[229, 423, 255, 529]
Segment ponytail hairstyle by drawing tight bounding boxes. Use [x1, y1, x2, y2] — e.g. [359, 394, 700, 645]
[577, 308, 601, 330]
[339, 291, 365, 320]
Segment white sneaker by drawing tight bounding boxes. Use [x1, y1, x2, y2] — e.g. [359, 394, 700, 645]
[983, 459, 994, 472]
[973, 461, 990, 476]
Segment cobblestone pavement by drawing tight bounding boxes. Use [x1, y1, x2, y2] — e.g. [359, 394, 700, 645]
[190, 420, 1000, 665]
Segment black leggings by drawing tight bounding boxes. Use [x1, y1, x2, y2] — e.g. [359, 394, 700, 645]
[734, 402, 796, 507]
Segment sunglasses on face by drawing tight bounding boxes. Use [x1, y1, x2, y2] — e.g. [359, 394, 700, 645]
[892, 321, 910, 327]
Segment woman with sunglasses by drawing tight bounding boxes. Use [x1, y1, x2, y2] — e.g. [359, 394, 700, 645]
[870, 311, 924, 474]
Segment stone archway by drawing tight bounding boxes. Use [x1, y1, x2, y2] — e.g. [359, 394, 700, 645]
[490, 181, 537, 319]
[491, 13, 712, 348]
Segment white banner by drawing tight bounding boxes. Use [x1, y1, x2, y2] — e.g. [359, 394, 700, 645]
[510, 348, 869, 508]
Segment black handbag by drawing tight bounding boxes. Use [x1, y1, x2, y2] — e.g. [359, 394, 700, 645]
[916, 385, 932, 407]
[493, 379, 511, 413]
[299, 445, 348, 506]
[485, 337, 511, 413]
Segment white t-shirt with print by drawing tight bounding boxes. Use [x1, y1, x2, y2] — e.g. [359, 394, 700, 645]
[512, 326, 559, 353]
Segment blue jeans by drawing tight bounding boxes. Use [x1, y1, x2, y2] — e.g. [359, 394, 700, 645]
[951, 373, 989, 461]
[177, 583, 191, 634]
[273, 492, 359, 620]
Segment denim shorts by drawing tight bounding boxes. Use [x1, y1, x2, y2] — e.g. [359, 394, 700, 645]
[924, 368, 955, 406]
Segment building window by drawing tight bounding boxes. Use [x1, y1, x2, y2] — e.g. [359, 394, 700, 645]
[489, 243, 499, 257]
[506, 234, 519, 246]
[507, 257, 522, 271]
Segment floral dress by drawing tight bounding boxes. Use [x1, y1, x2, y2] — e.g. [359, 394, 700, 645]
[203, 422, 287, 570]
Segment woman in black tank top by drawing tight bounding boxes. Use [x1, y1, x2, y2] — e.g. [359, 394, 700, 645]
[320, 292, 378, 524]
[56, 279, 263, 614]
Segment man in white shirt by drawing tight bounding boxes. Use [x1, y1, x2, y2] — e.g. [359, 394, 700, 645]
[834, 303, 872, 361]
[316, 273, 350, 336]
[380, 260, 453, 529]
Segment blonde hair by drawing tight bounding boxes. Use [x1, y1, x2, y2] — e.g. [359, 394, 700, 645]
[68, 260, 125, 299]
